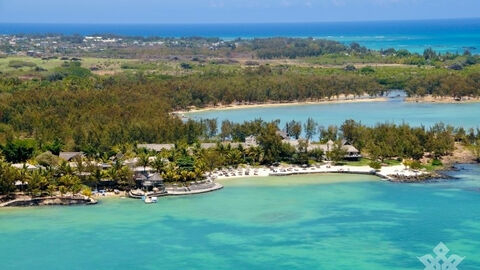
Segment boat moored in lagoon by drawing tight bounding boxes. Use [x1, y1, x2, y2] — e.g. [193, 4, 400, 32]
[143, 196, 158, 204]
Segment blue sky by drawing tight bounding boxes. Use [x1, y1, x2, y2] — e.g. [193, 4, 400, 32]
[0, 0, 479, 23]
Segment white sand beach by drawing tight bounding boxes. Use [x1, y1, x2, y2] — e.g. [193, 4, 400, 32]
[174, 95, 389, 114]
[210, 163, 427, 182]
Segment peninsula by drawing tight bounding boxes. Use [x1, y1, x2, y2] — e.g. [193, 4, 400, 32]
[1, 35, 480, 207]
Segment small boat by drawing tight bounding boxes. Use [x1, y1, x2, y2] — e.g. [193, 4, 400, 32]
[144, 196, 158, 204]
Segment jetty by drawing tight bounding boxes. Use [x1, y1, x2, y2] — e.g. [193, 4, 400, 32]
[128, 180, 223, 198]
[165, 182, 223, 195]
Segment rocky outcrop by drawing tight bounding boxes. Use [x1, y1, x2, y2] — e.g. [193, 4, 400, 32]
[387, 172, 453, 183]
[0, 195, 97, 207]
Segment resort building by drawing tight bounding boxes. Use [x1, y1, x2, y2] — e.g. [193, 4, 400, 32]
[11, 163, 38, 171]
[137, 134, 360, 161]
[137, 144, 175, 152]
[245, 135, 258, 147]
[308, 140, 362, 160]
[199, 141, 256, 149]
[134, 172, 165, 191]
[199, 143, 218, 149]
[138, 141, 259, 153]
[276, 130, 289, 140]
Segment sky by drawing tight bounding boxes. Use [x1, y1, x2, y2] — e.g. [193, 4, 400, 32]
[0, 0, 479, 24]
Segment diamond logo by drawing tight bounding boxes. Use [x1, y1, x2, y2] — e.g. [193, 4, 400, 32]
[418, 242, 464, 270]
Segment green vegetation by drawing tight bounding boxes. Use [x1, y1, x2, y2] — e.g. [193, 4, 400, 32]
[1, 36, 480, 197]
[8, 60, 37, 69]
[1, 139, 36, 163]
[249, 38, 352, 59]
[1, 117, 477, 196]
[341, 158, 401, 167]
[0, 55, 478, 163]
[369, 161, 382, 170]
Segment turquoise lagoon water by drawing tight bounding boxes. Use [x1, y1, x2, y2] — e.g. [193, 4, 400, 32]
[186, 98, 480, 129]
[1, 166, 480, 270]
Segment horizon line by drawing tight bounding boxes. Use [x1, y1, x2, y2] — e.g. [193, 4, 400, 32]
[0, 17, 479, 25]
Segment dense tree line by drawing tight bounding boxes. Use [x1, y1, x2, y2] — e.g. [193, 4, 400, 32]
[248, 38, 359, 59]
[169, 69, 385, 107]
[1, 116, 475, 167]
[405, 73, 480, 98]
[2, 118, 479, 197]
[1, 64, 480, 154]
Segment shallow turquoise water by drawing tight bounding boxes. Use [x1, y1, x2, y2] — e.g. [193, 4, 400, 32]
[1, 166, 480, 270]
[186, 99, 480, 129]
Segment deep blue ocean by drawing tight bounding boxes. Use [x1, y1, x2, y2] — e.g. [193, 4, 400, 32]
[1, 18, 479, 53]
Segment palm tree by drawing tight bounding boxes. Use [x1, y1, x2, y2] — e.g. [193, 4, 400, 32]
[107, 167, 119, 183]
[216, 143, 227, 155]
[112, 159, 123, 171]
[226, 149, 242, 166]
[89, 168, 103, 191]
[194, 159, 208, 173]
[180, 170, 190, 183]
[188, 171, 197, 182]
[161, 163, 179, 183]
[47, 184, 56, 196]
[74, 156, 85, 174]
[200, 149, 224, 172]
[194, 167, 204, 180]
[58, 160, 74, 176]
[27, 171, 47, 197]
[151, 154, 166, 174]
[0, 159, 19, 196]
[246, 146, 262, 164]
[137, 153, 151, 172]
[191, 142, 204, 157]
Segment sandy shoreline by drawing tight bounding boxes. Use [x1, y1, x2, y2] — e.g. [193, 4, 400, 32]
[174, 96, 389, 114]
[210, 163, 430, 182]
[173, 94, 480, 114]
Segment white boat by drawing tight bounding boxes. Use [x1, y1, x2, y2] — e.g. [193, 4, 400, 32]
[144, 196, 158, 204]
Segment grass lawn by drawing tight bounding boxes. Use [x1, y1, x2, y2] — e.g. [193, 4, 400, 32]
[341, 158, 372, 166]
[0, 56, 231, 77]
[339, 158, 403, 167]
[421, 161, 445, 172]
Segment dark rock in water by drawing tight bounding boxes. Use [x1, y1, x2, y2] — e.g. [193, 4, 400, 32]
[445, 165, 461, 171]
[1, 195, 97, 207]
[388, 171, 455, 183]
[430, 173, 458, 181]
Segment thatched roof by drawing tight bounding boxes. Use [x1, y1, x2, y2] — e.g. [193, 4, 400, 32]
[137, 144, 175, 152]
[59, 152, 84, 161]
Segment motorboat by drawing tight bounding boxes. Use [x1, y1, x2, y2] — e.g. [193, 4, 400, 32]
[144, 196, 158, 204]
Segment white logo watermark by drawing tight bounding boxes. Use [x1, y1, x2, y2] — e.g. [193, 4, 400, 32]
[418, 242, 464, 270]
